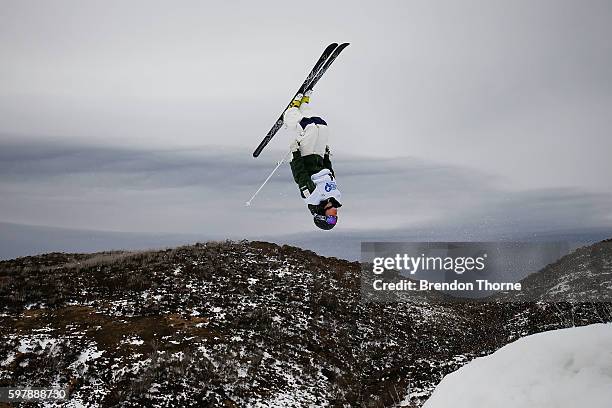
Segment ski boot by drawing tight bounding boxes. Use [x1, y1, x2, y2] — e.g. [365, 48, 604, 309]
[300, 89, 313, 105]
[290, 93, 303, 108]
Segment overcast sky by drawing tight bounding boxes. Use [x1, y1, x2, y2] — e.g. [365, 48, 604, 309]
[1, 0, 611, 245]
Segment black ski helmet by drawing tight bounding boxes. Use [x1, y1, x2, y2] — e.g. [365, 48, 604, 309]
[309, 198, 340, 230]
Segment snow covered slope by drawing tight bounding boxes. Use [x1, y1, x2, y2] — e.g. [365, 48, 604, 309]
[503, 239, 612, 302]
[423, 323, 612, 408]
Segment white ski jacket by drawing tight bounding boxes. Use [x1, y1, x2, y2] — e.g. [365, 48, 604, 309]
[303, 169, 342, 206]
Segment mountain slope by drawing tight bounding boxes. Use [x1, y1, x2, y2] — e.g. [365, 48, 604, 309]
[1, 240, 611, 407]
[509, 239, 612, 302]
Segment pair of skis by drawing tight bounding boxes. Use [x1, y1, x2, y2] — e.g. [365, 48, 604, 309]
[252, 42, 350, 158]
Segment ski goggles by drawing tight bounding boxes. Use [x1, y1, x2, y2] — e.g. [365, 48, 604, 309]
[315, 214, 337, 225]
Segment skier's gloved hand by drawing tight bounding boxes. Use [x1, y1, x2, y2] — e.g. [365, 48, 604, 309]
[290, 93, 303, 108]
[300, 186, 311, 199]
[299, 181, 316, 199]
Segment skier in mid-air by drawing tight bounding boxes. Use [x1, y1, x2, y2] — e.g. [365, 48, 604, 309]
[283, 89, 342, 230]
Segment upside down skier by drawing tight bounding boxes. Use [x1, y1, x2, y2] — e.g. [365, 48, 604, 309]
[284, 89, 342, 230]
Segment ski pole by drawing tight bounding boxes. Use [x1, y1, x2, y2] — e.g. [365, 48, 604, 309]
[245, 151, 292, 206]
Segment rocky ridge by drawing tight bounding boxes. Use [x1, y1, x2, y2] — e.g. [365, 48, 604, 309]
[1, 240, 611, 407]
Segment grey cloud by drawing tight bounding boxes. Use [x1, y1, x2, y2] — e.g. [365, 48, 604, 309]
[1, 0, 612, 259]
[1, 0, 611, 196]
[1, 139, 611, 239]
[0, 138, 288, 188]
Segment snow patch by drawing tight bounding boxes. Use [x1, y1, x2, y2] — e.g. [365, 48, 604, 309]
[423, 324, 612, 408]
[1, 352, 16, 366]
[122, 336, 144, 346]
[17, 336, 58, 353]
[77, 347, 104, 364]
